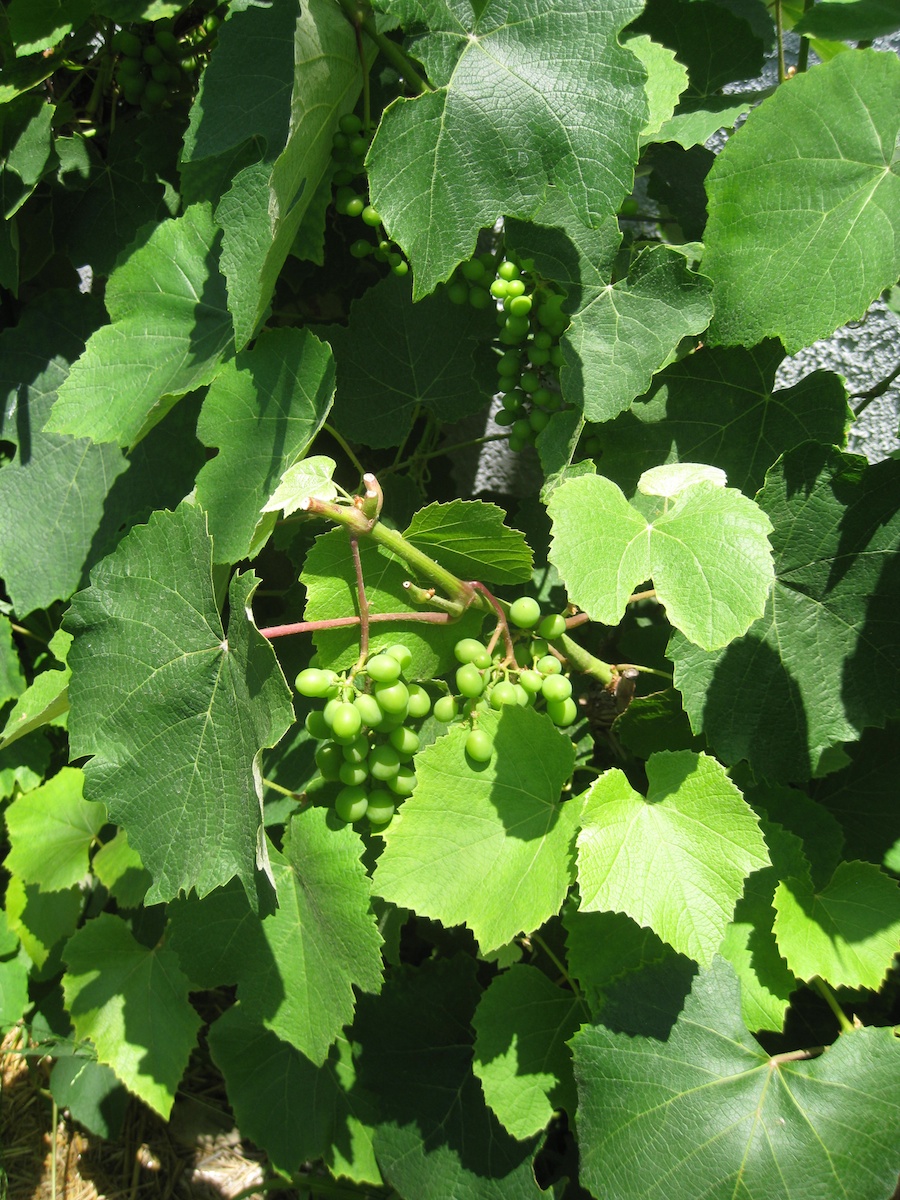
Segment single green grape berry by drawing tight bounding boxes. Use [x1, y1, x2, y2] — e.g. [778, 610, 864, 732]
[531, 387, 553, 408]
[519, 369, 541, 393]
[490, 278, 509, 299]
[385, 643, 413, 673]
[518, 669, 544, 695]
[508, 433, 528, 453]
[460, 259, 486, 282]
[620, 197, 640, 217]
[392, 260, 409, 277]
[349, 135, 369, 159]
[389, 726, 420, 759]
[366, 790, 395, 826]
[330, 701, 363, 741]
[350, 239, 373, 258]
[583, 435, 603, 456]
[537, 654, 562, 676]
[515, 684, 531, 706]
[341, 734, 370, 764]
[143, 80, 168, 106]
[511, 418, 532, 441]
[333, 167, 355, 186]
[550, 346, 566, 367]
[497, 259, 520, 281]
[455, 638, 486, 665]
[369, 744, 401, 781]
[456, 663, 486, 699]
[509, 596, 542, 629]
[465, 728, 494, 763]
[142, 43, 164, 65]
[541, 673, 573, 703]
[295, 667, 337, 698]
[339, 112, 363, 135]
[361, 205, 381, 226]
[447, 281, 469, 305]
[530, 639, 549, 660]
[406, 685, 431, 719]
[154, 29, 179, 56]
[113, 29, 143, 56]
[366, 653, 403, 683]
[508, 294, 533, 317]
[388, 764, 417, 796]
[315, 742, 343, 781]
[539, 613, 567, 640]
[469, 286, 491, 310]
[497, 351, 521, 377]
[502, 389, 527, 411]
[374, 680, 409, 716]
[374, 712, 405, 734]
[490, 680, 519, 709]
[335, 786, 368, 823]
[547, 697, 578, 727]
[529, 409, 550, 433]
[533, 330, 553, 350]
[305, 709, 330, 740]
[339, 759, 369, 787]
[529, 347, 551, 367]
[495, 409, 517, 427]
[353, 692, 383, 729]
[505, 278, 526, 298]
[433, 695, 459, 723]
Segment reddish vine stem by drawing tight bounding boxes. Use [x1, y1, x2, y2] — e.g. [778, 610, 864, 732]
[468, 581, 516, 661]
[259, 611, 453, 640]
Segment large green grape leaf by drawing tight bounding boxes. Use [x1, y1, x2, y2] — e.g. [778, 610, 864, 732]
[209, 1008, 382, 1183]
[0, 93, 54, 218]
[812, 725, 900, 871]
[374, 706, 578, 952]
[705, 50, 900, 352]
[367, 0, 647, 296]
[62, 913, 202, 1119]
[795, 0, 900, 41]
[547, 472, 774, 650]
[0, 735, 50, 803]
[772, 860, 900, 991]
[91, 830, 151, 910]
[5, 876, 81, 972]
[0, 290, 128, 617]
[0, 632, 70, 751]
[562, 245, 713, 423]
[587, 342, 851, 498]
[572, 956, 900, 1200]
[168, 810, 383, 1065]
[563, 906, 670, 1017]
[472, 963, 582, 1139]
[4, 767, 105, 892]
[670, 445, 900, 781]
[403, 500, 532, 586]
[576, 752, 769, 966]
[324, 273, 495, 449]
[194, 327, 335, 564]
[625, 34, 688, 144]
[6, 0, 94, 56]
[47, 204, 234, 446]
[64, 505, 294, 907]
[354, 955, 544, 1198]
[0, 616, 25, 707]
[301, 527, 485, 680]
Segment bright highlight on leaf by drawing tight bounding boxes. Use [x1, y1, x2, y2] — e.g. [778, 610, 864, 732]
[638, 461, 727, 497]
[262, 455, 339, 515]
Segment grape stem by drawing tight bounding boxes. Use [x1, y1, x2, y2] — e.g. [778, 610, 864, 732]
[333, 0, 432, 95]
[467, 581, 516, 662]
[259, 611, 454, 639]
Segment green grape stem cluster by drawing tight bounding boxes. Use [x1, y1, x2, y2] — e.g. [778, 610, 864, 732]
[330, 115, 409, 277]
[113, 6, 220, 110]
[296, 643, 429, 828]
[445, 253, 570, 451]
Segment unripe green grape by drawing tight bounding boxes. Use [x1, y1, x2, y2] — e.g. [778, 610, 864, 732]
[497, 351, 521, 377]
[374, 680, 409, 716]
[547, 697, 578, 727]
[583, 435, 603, 456]
[330, 701, 363, 741]
[529, 409, 550, 434]
[366, 791, 395, 826]
[518, 669, 544, 695]
[121, 78, 146, 103]
[339, 759, 369, 787]
[361, 205, 381, 226]
[335, 786, 368, 823]
[350, 239, 373, 258]
[332, 131, 350, 154]
[495, 409, 517, 428]
[389, 726, 419, 759]
[349, 135, 369, 158]
[388, 764, 417, 796]
[490, 278, 509, 299]
[519, 369, 540, 393]
[468, 287, 491, 310]
[392, 260, 409, 277]
[529, 347, 551, 367]
[117, 55, 144, 78]
[143, 80, 168, 106]
[151, 61, 175, 83]
[490, 680, 519, 709]
[497, 259, 520, 281]
[180, 54, 198, 72]
[541, 673, 573, 703]
[538, 613, 567, 640]
[406, 685, 431, 719]
[460, 259, 486, 282]
[543, 392, 564, 413]
[374, 712, 405, 734]
[339, 112, 362, 135]
[509, 596, 541, 629]
[345, 196, 365, 218]
[353, 692, 383, 728]
[537, 654, 562, 676]
[508, 433, 529, 452]
[501, 389, 526, 411]
[385, 643, 413, 673]
[511, 418, 532, 441]
[530, 639, 549, 660]
[341, 734, 370, 764]
[305, 709, 330, 740]
[335, 187, 359, 214]
[456, 663, 486, 698]
[515, 684, 531, 706]
[142, 43, 164, 65]
[455, 638, 487, 666]
[369, 744, 400, 781]
[550, 346, 567, 367]
[465, 728, 494, 763]
[508, 294, 532, 317]
[433, 695, 459, 723]
[503, 317, 530, 342]
[533, 330, 553, 350]
[114, 29, 143, 56]
[447, 282, 469, 305]
[366, 653, 403, 683]
[295, 667, 336, 698]
[155, 29, 179, 56]
[315, 742, 343, 781]
[620, 197, 640, 217]
[531, 387, 553, 408]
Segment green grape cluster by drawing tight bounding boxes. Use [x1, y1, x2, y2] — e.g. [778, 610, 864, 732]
[330, 115, 409, 277]
[295, 643, 430, 828]
[444, 253, 570, 452]
[113, 7, 220, 110]
[437, 599, 578, 766]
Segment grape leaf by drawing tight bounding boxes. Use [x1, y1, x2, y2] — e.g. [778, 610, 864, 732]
[0, 616, 25, 706]
[4, 767, 105, 891]
[324, 273, 495, 448]
[64, 505, 294, 907]
[705, 50, 900, 352]
[795, 0, 900, 41]
[625, 35, 688, 144]
[194, 326, 335, 563]
[0, 952, 29, 1030]
[547, 472, 774, 650]
[742, 778, 845, 890]
[0, 93, 54, 219]
[0, 658, 69, 750]
[472, 963, 582, 1139]
[613, 689, 705, 758]
[563, 906, 670, 1017]
[403, 500, 532, 586]
[573, 956, 900, 1200]
[0, 290, 127, 617]
[367, 0, 647, 296]
[168, 809, 383, 1065]
[354, 955, 544, 1197]
[301, 527, 485, 680]
[209, 1007, 382, 1183]
[62, 913, 202, 1118]
[670, 445, 900, 781]
[6, 877, 82, 973]
[772, 860, 900, 991]
[6, 0, 94, 56]
[91, 830, 151, 910]
[812, 725, 900, 871]
[563, 245, 713, 424]
[576, 751, 769, 966]
[49, 1058, 128, 1141]
[262, 455, 338, 516]
[374, 706, 578, 952]
[0, 734, 50, 802]
[47, 204, 234, 446]
[587, 341, 851, 498]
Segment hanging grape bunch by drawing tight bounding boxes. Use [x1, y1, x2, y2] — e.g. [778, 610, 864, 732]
[329, 114, 409, 277]
[113, 2, 225, 111]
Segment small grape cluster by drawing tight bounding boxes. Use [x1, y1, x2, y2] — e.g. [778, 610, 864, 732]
[296, 643, 429, 828]
[444, 254, 570, 452]
[330, 115, 408, 277]
[439, 597, 578, 766]
[112, 6, 221, 110]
